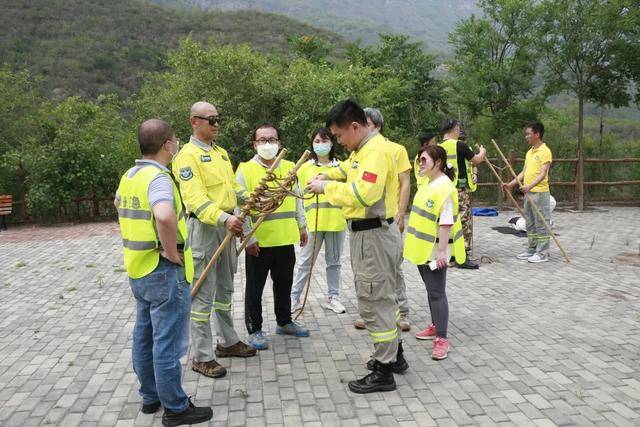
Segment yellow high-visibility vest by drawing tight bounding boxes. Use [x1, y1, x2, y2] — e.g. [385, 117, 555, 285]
[117, 165, 194, 282]
[439, 138, 477, 192]
[403, 177, 466, 265]
[298, 160, 346, 232]
[236, 159, 300, 247]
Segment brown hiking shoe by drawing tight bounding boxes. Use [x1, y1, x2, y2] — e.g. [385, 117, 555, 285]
[215, 341, 257, 358]
[398, 316, 411, 332]
[354, 318, 366, 329]
[192, 359, 227, 378]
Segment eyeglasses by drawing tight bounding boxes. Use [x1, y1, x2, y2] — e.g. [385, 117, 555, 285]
[165, 138, 180, 146]
[194, 115, 221, 126]
[254, 138, 279, 145]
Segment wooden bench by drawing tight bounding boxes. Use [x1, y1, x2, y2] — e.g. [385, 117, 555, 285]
[0, 195, 12, 230]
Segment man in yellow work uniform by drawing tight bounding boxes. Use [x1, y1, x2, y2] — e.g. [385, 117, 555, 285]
[172, 102, 256, 381]
[307, 100, 407, 394]
[363, 107, 413, 332]
[236, 123, 310, 351]
[505, 121, 552, 263]
[440, 118, 486, 269]
[115, 119, 212, 426]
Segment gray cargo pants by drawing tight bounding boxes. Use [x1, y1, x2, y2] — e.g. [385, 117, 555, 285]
[523, 191, 551, 255]
[188, 217, 239, 362]
[389, 221, 409, 318]
[349, 221, 399, 364]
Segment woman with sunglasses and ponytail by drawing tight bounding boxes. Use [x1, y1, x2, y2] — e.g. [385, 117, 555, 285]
[403, 145, 466, 360]
[291, 128, 348, 315]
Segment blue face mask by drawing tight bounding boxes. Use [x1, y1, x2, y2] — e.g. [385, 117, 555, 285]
[313, 142, 332, 157]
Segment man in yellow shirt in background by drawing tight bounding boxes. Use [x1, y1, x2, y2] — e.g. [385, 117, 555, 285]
[505, 121, 553, 263]
[172, 102, 256, 381]
[363, 107, 413, 332]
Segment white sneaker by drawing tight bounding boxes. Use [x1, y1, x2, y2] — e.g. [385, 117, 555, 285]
[517, 251, 535, 260]
[527, 253, 548, 263]
[291, 300, 303, 313]
[322, 296, 346, 314]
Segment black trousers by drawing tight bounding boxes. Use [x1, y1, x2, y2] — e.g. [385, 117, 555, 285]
[244, 245, 295, 334]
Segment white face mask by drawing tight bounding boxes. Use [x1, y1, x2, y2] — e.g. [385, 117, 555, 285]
[257, 142, 279, 160]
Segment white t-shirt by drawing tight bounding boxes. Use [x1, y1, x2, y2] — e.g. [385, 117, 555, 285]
[428, 175, 454, 261]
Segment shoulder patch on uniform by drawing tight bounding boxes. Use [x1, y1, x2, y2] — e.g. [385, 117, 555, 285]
[201, 155, 211, 162]
[426, 199, 435, 209]
[362, 171, 377, 183]
[179, 166, 193, 181]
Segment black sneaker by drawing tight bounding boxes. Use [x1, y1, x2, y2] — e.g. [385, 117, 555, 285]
[456, 257, 479, 269]
[141, 401, 161, 414]
[348, 361, 396, 394]
[162, 398, 213, 427]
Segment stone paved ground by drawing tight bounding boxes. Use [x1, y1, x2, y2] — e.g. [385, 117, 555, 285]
[0, 207, 639, 427]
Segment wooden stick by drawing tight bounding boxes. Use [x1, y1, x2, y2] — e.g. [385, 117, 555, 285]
[490, 139, 570, 263]
[477, 147, 526, 218]
[191, 148, 289, 298]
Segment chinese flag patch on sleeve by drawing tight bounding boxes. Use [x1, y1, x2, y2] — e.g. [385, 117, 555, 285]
[362, 171, 378, 183]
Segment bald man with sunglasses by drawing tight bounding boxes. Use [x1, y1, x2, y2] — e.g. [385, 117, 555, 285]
[172, 102, 256, 381]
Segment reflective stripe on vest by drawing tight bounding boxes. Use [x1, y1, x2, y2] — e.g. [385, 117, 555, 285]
[403, 179, 467, 266]
[117, 165, 194, 282]
[251, 211, 297, 223]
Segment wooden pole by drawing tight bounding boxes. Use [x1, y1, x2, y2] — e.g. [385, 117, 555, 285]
[490, 139, 571, 263]
[478, 149, 526, 218]
[191, 148, 290, 298]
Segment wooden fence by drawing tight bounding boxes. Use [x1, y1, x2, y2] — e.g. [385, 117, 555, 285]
[5, 151, 640, 222]
[476, 150, 640, 208]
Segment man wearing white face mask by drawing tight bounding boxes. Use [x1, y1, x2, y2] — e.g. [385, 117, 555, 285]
[235, 123, 310, 350]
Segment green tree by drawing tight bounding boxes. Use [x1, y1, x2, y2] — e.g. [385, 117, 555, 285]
[133, 38, 284, 164]
[287, 35, 331, 63]
[349, 34, 443, 140]
[537, 0, 635, 209]
[448, 0, 544, 139]
[24, 96, 133, 219]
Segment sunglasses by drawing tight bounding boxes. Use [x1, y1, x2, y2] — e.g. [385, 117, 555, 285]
[194, 115, 221, 126]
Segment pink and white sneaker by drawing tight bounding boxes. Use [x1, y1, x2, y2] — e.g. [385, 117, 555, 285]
[415, 323, 436, 340]
[432, 337, 449, 360]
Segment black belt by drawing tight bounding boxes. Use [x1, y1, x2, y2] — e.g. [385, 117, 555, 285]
[188, 211, 233, 219]
[350, 217, 394, 232]
[159, 243, 185, 251]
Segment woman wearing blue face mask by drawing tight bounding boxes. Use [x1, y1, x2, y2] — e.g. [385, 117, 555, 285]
[291, 128, 348, 314]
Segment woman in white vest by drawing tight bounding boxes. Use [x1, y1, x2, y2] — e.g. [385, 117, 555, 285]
[291, 128, 348, 314]
[403, 145, 466, 361]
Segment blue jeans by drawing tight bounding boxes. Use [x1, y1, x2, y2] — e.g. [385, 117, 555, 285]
[291, 230, 345, 302]
[130, 258, 190, 413]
